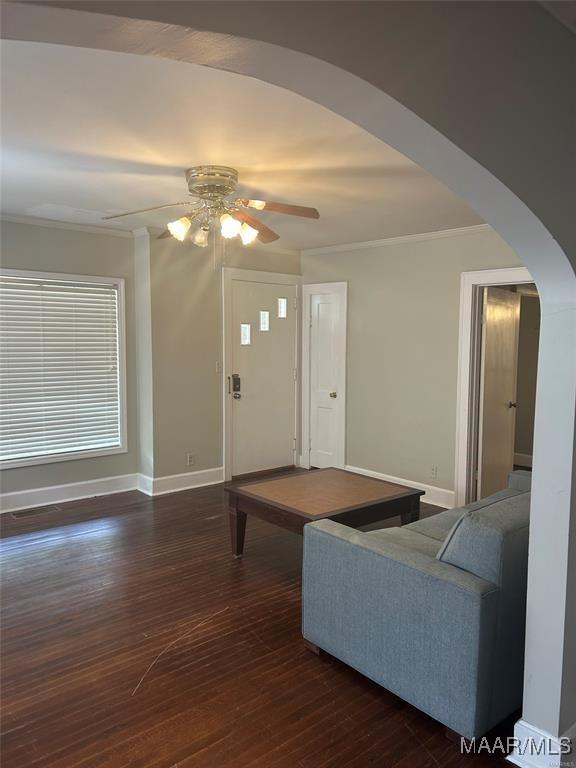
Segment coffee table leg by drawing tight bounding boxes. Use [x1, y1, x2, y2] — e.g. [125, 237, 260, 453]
[400, 497, 420, 525]
[229, 505, 247, 557]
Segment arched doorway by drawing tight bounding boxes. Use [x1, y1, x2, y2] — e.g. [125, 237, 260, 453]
[3, 1, 575, 755]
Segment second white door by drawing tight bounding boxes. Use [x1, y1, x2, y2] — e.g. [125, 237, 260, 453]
[303, 283, 347, 468]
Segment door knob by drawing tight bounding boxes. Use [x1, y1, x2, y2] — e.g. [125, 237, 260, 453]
[508, 401, 517, 409]
[233, 392, 241, 400]
[329, 391, 338, 399]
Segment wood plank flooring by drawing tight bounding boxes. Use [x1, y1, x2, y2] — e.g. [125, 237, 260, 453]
[1, 484, 509, 767]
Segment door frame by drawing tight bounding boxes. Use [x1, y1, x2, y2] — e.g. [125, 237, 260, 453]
[222, 268, 301, 482]
[300, 282, 348, 470]
[454, 266, 532, 506]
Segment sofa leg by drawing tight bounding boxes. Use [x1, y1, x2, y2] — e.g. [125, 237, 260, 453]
[445, 728, 472, 748]
[304, 640, 323, 656]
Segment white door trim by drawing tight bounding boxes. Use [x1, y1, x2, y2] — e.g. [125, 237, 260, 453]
[454, 266, 533, 506]
[222, 268, 301, 481]
[301, 282, 347, 470]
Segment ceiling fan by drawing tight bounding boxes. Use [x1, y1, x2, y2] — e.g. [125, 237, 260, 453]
[102, 165, 319, 247]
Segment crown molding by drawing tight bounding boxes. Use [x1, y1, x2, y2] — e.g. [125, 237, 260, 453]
[0, 214, 134, 239]
[1, 217, 489, 258]
[132, 227, 151, 239]
[302, 224, 491, 257]
[254, 243, 302, 258]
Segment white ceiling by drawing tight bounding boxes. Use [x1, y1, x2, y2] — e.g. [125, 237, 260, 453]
[1, 41, 482, 251]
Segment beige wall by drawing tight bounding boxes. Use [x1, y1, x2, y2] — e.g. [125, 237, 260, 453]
[0, 220, 300, 491]
[302, 226, 522, 492]
[0, 219, 529, 492]
[515, 295, 540, 459]
[148, 236, 300, 477]
[0, 220, 138, 492]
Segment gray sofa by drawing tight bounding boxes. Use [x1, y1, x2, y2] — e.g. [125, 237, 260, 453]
[302, 470, 531, 739]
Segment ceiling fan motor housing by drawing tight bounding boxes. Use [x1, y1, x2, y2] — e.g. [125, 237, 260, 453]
[185, 166, 238, 200]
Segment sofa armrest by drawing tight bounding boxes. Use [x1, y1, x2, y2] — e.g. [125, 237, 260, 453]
[302, 519, 499, 738]
[304, 519, 497, 596]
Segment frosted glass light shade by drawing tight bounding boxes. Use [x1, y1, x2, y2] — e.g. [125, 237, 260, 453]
[239, 222, 259, 245]
[220, 214, 242, 239]
[167, 217, 191, 241]
[192, 227, 210, 247]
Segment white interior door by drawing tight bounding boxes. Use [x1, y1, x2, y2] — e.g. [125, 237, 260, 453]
[478, 286, 520, 497]
[303, 283, 347, 469]
[229, 278, 297, 478]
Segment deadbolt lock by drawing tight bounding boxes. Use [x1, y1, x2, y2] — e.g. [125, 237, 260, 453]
[329, 391, 338, 399]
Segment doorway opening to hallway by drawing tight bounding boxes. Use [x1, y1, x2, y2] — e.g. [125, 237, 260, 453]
[455, 268, 540, 505]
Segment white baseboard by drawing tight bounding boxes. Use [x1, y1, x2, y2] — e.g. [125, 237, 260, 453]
[0, 467, 225, 513]
[514, 453, 533, 468]
[344, 465, 455, 508]
[507, 719, 575, 767]
[137, 467, 224, 496]
[136, 473, 153, 496]
[0, 473, 139, 513]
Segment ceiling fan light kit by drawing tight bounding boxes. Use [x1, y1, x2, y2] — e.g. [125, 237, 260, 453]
[192, 225, 210, 248]
[102, 165, 319, 247]
[167, 216, 192, 242]
[220, 213, 242, 239]
[239, 221, 259, 245]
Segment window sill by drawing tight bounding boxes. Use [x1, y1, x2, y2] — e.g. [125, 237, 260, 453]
[0, 445, 128, 470]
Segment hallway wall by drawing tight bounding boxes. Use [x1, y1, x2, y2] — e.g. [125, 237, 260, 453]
[302, 225, 521, 496]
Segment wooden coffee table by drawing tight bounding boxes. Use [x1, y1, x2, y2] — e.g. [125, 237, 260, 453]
[225, 468, 423, 557]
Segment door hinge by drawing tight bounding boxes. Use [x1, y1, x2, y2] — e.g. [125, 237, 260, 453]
[293, 297, 298, 310]
[293, 437, 297, 449]
[309, 314, 313, 328]
[293, 367, 298, 381]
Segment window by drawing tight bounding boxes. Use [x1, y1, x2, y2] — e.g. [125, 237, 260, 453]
[259, 311, 270, 332]
[240, 323, 251, 346]
[277, 298, 288, 318]
[0, 270, 126, 468]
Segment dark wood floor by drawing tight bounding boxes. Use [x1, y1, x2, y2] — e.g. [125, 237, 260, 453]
[1, 484, 509, 767]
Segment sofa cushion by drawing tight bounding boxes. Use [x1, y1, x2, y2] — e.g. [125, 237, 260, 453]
[437, 493, 530, 584]
[405, 507, 466, 542]
[407, 487, 523, 543]
[364, 526, 442, 558]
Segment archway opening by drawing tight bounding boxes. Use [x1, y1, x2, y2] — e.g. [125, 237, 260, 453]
[2, 0, 575, 752]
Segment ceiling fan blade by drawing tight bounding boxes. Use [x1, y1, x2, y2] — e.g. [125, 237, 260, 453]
[102, 202, 190, 220]
[231, 210, 280, 244]
[239, 199, 319, 219]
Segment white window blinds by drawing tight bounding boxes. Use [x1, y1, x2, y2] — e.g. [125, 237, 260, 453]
[0, 272, 124, 466]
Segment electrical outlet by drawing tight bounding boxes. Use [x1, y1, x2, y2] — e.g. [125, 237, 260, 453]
[431, 465, 438, 480]
[187, 453, 196, 467]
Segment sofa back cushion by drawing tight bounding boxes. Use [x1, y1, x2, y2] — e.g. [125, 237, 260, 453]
[437, 492, 530, 585]
[507, 469, 532, 493]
